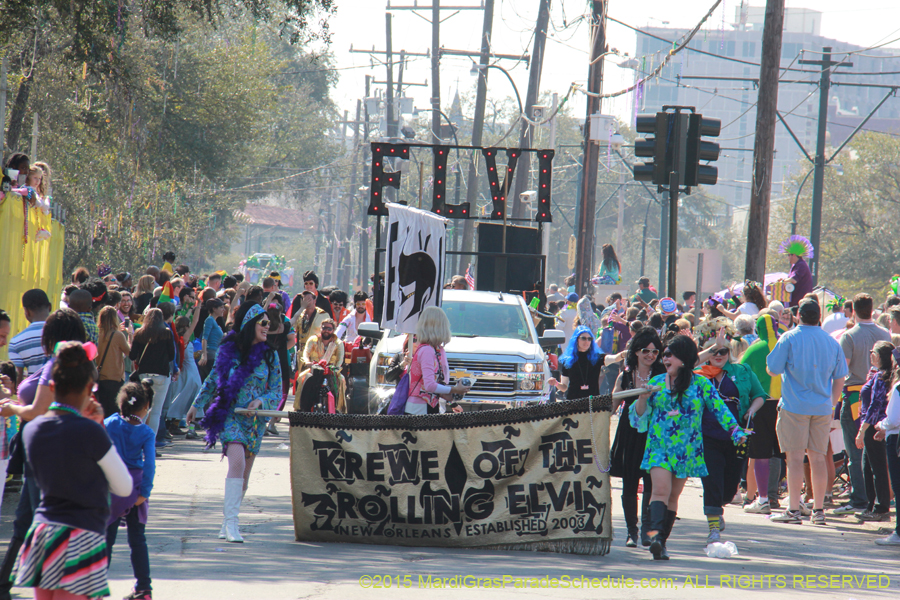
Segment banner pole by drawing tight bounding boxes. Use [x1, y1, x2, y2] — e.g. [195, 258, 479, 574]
[234, 385, 663, 419]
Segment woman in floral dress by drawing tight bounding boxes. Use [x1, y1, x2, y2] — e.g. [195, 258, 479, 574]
[187, 303, 281, 543]
[630, 335, 748, 560]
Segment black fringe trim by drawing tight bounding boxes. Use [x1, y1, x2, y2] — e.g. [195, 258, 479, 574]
[287, 395, 612, 431]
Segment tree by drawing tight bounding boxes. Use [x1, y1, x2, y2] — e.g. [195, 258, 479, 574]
[0, 0, 335, 153]
[770, 132, 900, 298]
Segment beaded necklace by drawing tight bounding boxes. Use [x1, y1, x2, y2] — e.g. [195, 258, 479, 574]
[48, 402, 82, 418]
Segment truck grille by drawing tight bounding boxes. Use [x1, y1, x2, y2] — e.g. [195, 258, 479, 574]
[447, 359, 518, 394]
[447, 359, 517, 373]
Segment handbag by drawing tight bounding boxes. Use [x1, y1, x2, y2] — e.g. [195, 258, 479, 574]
[386, 372, 411, 415]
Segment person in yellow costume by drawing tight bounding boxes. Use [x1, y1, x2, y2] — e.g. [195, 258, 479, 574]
[293, 318, 346, 413]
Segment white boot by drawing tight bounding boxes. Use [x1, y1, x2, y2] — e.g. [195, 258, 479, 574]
[223, 478, 244, 543]
[219, 488, 246, 539]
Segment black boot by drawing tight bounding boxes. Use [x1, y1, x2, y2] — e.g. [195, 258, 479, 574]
[621, 494, 639, 547]
[654, 510, 677, 561]
[647, 500, 668, 560]
[0, 537, 24, 600]
[640, 478, 653, 547]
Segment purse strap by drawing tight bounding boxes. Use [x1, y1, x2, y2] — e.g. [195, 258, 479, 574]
[97, 332, 115, 372]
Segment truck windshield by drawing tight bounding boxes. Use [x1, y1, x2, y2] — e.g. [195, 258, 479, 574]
[442, 301, 533, 343]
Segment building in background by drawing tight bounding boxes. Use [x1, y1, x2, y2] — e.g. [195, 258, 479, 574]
[634, 6, 900, 222]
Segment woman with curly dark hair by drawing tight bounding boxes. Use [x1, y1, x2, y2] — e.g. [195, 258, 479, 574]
[630, 335, 749, 560]
[186, 303, 281, 543]
[609, 328, 666, 548]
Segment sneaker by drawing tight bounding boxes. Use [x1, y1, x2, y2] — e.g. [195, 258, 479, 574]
[771, 509, 802, 524]
[730, 491, 744, 505]
[810, 510, 826, 526]
[706, 528, 721, 545]
[822, 496, 838, 509]
[874, 532, 900, 546]
[744, 498, 771, 514]
[185, 429, 200, 440]
[167, 420, 187, 436]
[769, 498, 781, 510]
[719, 515, 725, 532]
[798, 502, 812, 517]
[857, 510, 891, 522]
[832, 504, 864, 515]
[124, 590, 152, 600]
[155, 439, 171, 448]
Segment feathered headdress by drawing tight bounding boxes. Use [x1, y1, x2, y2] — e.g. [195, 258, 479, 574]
[890, 275, 900, 296]
[778, 235, 814, 259]
[826, 296, 845, 312]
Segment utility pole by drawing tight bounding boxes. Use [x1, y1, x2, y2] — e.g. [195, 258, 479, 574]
[510, 0, 551, 218]
[0, 57, 7, 155]
[342, 100, 362, 291]
[461, 0, 494, 266]
[385, 14, 397, 141]
[361, 76, 372, 291]
[574, 0, 606, 296]
[744, 0, 784, 283]
[431, 1, 442, 145]
[799, 46, 851, 285]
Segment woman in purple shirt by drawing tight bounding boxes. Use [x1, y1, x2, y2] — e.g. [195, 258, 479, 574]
[855, 341, 894, 521]
[779, 235, 814, 306]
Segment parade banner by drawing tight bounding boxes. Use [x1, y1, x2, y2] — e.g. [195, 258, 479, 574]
[288, 397, 613, 555]
[382, 202, 446, 334]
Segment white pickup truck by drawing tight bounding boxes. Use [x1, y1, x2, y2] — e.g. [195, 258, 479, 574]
[359, 289, 564, 412]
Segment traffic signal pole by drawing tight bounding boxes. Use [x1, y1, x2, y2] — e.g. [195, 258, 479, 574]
[667, 171, 679, 300]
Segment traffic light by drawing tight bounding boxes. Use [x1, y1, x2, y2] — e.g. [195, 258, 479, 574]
[535, 149, 554, 222]
[633, 112, 671, 185]
[684, 114, 721, 187]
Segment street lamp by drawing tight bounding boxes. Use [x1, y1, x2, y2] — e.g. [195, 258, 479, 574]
[470, 62, 523, 117]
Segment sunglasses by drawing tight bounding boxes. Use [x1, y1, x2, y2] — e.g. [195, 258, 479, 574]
[321, 327, 335, 332]
[577, 336, 593, 341]
[662, 350, 674, 358]
[712, 348, 730, 357]
[258, 320, 270, 327]
[639, 348, 659, 356]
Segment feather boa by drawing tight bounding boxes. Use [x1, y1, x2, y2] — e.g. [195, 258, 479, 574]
[200, 332, 268, 448]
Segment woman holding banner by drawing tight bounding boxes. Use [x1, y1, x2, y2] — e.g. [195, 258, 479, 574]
[630, 335, 749, 560]
[186, 304, 281, 543]
[405, 307, 469, 415]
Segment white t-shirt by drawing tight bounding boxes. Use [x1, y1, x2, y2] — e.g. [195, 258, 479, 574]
[737, 302, 759, 316]
[559, 307, 577, 345]
[822, 313, 849, 335]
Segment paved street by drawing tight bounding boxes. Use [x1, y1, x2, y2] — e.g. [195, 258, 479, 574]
[1, 417, 898, 599]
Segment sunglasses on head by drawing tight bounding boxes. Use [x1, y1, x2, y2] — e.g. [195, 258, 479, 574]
[712, 348, 730, 357]
[639, 348, 659, 356]
[258, 320, 270, 327]
[662, 350, 674, 358]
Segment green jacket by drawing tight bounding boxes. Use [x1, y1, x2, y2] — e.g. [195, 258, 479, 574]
[739, 313, 782, 399]
[720, 362, 769, 422]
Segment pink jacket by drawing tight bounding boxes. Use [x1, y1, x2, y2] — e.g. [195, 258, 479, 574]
[408, 344, 451, 407]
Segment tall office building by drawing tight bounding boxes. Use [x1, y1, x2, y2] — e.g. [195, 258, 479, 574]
[634, 7, 900, 218]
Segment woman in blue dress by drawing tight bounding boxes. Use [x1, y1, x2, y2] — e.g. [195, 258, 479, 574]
[630, 335, 748, 560]
[187, 303, 281, 543]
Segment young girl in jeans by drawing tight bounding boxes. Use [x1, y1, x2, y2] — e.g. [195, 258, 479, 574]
[13, 341, 132, 599]
[105, 380, 158, 600]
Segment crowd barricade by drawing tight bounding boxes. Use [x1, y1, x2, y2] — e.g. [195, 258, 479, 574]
[0, 192, 66, 359]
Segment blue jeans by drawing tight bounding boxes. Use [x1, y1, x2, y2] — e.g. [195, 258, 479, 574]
[840, 399, 868, 509]
[143, 374, 171, 437]
[107, 508, 152, 591]
[12, 464, 41, 540]
[886, 435, 900, 536]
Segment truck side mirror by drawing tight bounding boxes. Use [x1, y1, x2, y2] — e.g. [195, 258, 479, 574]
[539, 329, 565, 349]
[358, 322, 384, 340]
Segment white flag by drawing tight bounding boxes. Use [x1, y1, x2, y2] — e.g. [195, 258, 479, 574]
[382, 202, 447, 334]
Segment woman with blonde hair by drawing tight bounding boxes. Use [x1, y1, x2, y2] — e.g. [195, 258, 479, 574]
[96, 306, 132, 418]
[405, 306, 470, 415]
[133, 275, 157, 316]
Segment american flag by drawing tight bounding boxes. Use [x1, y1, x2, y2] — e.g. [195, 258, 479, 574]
[465, 263, 475, 290]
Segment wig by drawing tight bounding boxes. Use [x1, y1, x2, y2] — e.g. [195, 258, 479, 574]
[559, 325, 602, 369]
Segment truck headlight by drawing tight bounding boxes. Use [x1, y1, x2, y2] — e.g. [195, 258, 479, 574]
[519, 362, 541, 374]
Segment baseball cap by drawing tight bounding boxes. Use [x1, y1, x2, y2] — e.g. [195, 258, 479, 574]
[566, 292, 579, 303]
[659, 297, 678, 315]
[798, 298, 821, 321]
